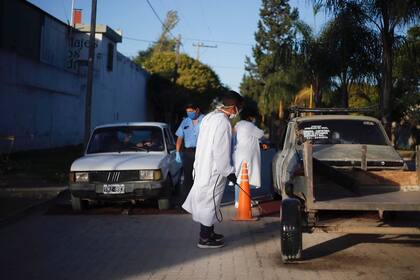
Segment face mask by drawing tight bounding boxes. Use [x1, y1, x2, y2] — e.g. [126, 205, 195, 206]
[187, 111, 196, 120]
[229, 106, 239, 119]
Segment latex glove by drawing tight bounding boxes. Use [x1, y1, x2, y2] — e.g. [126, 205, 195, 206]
[227, 173, 237, 184]
[175, 151, 182, 163]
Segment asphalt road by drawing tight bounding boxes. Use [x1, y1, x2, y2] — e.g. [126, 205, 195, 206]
[1, 149, 420, 280]
[1, 202, 420, 280]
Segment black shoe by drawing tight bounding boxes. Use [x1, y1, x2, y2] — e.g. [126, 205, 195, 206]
[197, 238, 224, 249]
[210, 232, 224, 242]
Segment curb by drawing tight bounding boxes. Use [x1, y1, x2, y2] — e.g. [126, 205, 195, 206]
[0, 188, 67, 227]
[0, 186, 68, 199]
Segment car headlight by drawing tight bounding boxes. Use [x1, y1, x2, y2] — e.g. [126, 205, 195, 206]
[139, 170, 162, 181]
[75, 172, 89, 183]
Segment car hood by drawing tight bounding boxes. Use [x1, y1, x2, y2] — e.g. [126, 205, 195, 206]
[312, 144, 403, 164]
[71, 153, 166, 171]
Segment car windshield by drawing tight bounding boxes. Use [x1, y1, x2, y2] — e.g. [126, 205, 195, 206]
[298, 119, 388, 145]
[87, 126, 165, 154]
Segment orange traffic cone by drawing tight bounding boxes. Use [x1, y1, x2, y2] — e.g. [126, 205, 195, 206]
[233, 161, 258, 221]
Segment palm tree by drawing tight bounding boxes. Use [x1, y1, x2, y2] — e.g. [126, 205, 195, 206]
[317, 0, 420, 124]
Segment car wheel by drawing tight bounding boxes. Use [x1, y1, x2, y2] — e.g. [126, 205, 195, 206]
[71, 194, 85, 212]
[158, 175, 173, 210]
[280, 198, 302, 263]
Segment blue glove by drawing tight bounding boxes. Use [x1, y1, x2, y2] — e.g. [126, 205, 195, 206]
[175, 151, 182, 163]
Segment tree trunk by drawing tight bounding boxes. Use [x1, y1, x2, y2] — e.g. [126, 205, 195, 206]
[312, 77, 322, 107]
[379, 4, 394, 137]
[278, 99, 285, 119]
[340, 73, 349, 108]
[341, 83, 349, 108]
[381, 30, 393, 127]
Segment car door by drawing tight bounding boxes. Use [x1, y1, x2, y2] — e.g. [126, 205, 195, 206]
[163, 127, 182, 184]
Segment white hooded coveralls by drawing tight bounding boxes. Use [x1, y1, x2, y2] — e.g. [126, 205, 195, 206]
[182, 111, 235, 226]
[233, 120, 264, 188]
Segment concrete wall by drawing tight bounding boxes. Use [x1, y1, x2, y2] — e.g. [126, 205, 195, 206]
[0, 1, 149, 152]
[0, 50, 84, 151]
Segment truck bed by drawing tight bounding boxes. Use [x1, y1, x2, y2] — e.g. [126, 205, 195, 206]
[310, 170, 420, 211]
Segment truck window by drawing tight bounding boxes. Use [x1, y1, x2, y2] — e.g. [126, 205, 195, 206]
[282, 123, 293, 150]
[298, 120, 388, 145]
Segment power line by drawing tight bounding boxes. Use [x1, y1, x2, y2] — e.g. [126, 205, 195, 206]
[123, 35, 252, 47]
[61, 0, 70, 24]
[192, 42, 217, 60]
[145, 0, 176, 39]
[199, 0, 214, 40]
[123, 36, 157, 43]
[183, 37, 252, 46]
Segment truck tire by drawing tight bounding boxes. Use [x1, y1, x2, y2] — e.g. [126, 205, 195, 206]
[158, 175, 173, 210]
[280, 198, 302, 263]
[71, 194, 85, 212]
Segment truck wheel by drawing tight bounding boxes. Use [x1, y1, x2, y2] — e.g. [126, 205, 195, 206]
[158, 175, 173, 210]
[280, 198, 302, 263]
[71, 194, 85, 212]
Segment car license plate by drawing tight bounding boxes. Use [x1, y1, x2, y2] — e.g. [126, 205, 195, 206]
[103, 184, 125, 194]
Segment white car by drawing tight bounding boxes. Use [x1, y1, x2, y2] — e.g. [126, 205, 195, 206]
[69, 122, 182, 211]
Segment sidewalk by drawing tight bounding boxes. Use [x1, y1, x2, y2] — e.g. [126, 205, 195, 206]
[0, 177, 68, 223]
[0, 184, 67, 224]
[0, 145, 80, 222]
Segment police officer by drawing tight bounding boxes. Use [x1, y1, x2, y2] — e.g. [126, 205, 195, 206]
[175, 103, 204, 197]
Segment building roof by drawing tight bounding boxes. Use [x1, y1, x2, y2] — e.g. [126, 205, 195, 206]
[75, 24, 122, 43]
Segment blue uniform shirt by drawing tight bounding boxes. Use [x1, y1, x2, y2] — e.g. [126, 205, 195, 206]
[175, 114, 204, 148]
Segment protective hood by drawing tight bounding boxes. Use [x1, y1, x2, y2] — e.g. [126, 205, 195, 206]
[71, 153, 165, 171]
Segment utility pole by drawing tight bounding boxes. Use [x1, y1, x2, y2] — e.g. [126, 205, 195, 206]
[70, 0, 75, 26]
[84, 0, 97, 145]
[172, 34, 181, 83]
[192, 42, 217, 61]
[175, 34, 181, 66]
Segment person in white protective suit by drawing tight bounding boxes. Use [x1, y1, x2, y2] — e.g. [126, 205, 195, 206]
[233, 108, 264, 207]
[182, 91, 243, 249]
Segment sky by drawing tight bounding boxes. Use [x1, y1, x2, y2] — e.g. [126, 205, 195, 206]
[28, 0, 329, 91]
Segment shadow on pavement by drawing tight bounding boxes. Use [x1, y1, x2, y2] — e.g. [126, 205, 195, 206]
[302, 234, 420, 261]
[3, 148, 420, 279]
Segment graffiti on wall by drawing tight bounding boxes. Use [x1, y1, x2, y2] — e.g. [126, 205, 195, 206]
[66, 36, 98, 71]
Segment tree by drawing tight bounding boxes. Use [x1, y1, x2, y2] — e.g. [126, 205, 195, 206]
[317, 0, 420, 124]
[241, 0, 306, 119]
[320, 3, 377, 107]
[393, 25, 420, 122]
[133, 10, 225, 126]
[298, 25, 332, 107]
[253, 0, 300, 77]
[133, 10, 179, 66]
[143, 51, 221, 93]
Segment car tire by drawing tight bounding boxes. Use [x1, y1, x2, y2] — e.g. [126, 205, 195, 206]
[280, 198, 302, 263]
[158, 175, 173, 210]
[71, 194, 85, 212]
